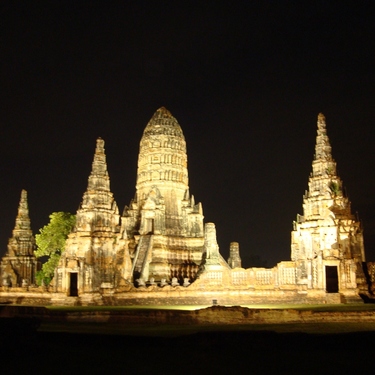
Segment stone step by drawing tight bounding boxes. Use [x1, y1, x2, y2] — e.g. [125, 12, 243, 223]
[133, 235, 152, 273]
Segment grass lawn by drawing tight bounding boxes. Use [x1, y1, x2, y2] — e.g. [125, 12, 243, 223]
[45, 302, 375, 312]
[39, 303, 375, 336]
[38, 320, 375, 336]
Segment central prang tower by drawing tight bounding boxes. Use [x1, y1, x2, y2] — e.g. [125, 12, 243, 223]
[122, 107, 205, 283]
[136, 107, 189, 235]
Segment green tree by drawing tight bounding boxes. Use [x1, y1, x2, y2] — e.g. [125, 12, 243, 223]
[34, 212, 76, 285]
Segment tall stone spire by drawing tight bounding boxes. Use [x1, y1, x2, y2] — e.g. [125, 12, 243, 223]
[291, 114, 366, 295]
[1, 190, 37, 287]
[314, 113, 332, 161]
[136, 107, 189, 234]
[306, 113, 343, 211]
[75, 138, 119, 233]
[55, 138, 126, 294]
[7, 190, 34, 256]
[82, 138, 111, 207]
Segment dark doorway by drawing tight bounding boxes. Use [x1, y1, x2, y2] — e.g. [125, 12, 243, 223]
[325, 266, 339, 293]
[69, 273, 78, 296]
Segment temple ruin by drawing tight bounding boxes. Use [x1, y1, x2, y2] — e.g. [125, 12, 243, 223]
[0, 109, 370, 305]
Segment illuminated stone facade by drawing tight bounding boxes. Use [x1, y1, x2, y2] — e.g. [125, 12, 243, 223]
[291, 114, 366, 297]
[54, 138, 129, 295]
[0, 190, 38, 287]
[121, 107, 204, 284]
[0, 110, 370, 304]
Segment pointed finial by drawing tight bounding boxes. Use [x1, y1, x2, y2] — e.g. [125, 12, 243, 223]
[315, 113, 332, 160]
[317, 113, 326, 132]
[183, 189, 190, 201]
[96, 137, 105, 152]
[14, 189, 31, 231]
[155, 107, 173, 118]
[89, 137, 108, 182]
[93, 137, 106, 160]
[191, 194, 195, 207]
[18, 190, 29, 216]
[20, 189, 27, 203]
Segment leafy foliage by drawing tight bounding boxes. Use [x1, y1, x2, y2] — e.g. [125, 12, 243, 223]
[328, 181, 341, 196]
[34, 212, 76, 285]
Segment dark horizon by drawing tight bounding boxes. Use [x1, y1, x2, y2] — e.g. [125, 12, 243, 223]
[1, 2, 375, 266]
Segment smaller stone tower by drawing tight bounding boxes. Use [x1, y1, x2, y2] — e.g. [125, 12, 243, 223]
[55, 138, 129, 296]
[291, 114, 366, 299]
[228, 242, 242, 269]
[0, 190, 38, 287]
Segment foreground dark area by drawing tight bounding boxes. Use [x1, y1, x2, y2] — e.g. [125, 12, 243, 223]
[1, 319, 374, 374]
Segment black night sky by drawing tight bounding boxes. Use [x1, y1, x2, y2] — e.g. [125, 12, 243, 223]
[1, 1, 375, 267]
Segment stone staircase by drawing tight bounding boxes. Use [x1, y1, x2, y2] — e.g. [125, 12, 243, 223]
[132, 235, 153, 277]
